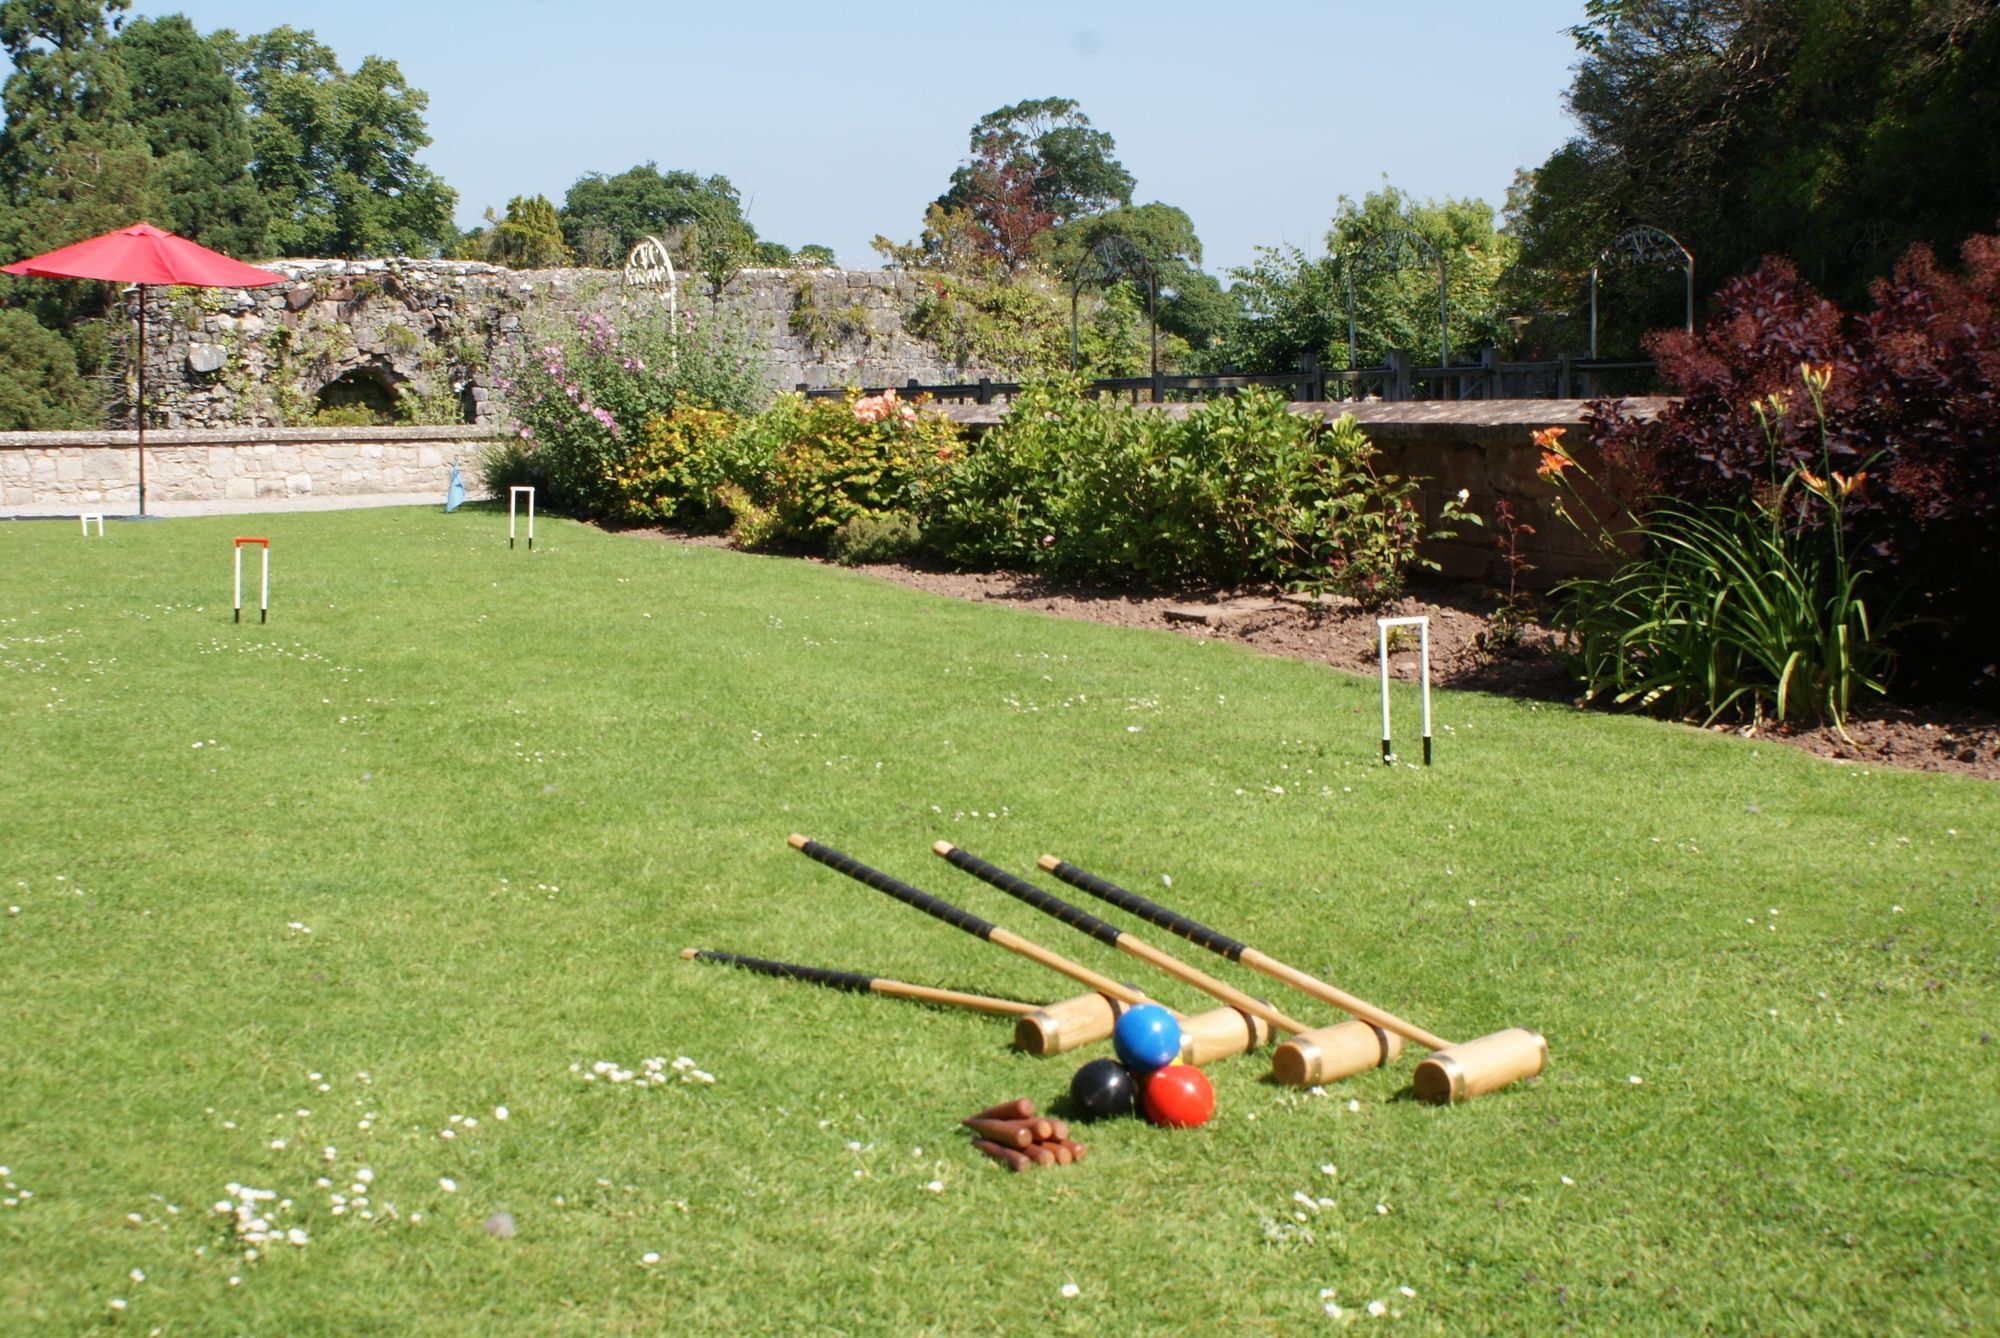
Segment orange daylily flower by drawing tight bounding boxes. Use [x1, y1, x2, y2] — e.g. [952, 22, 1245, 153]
[1532, 426, 1574, 481]
[1799, 361, 1835, 394]
[1833, 470, 1864, 497]
[1798, 468, 1826, 492]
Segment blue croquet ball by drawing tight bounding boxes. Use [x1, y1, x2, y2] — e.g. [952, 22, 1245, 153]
[1112, 1003, 1182, 1071]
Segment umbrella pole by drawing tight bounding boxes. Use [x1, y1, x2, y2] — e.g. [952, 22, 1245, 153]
[136, 284, 147, 517]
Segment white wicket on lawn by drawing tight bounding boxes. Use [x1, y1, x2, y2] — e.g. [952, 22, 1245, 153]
[509, 486, 535, 550]
[79, 513, 104, 536]
[1376, 615, 1431, 765]
[233, 537, 269, 624]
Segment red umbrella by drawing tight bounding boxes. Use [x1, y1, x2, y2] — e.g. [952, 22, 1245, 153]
[3, 223, 285, 515]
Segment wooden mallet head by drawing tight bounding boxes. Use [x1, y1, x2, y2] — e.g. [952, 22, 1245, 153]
[1271, 1020, 1404, 1087]
[1411, 1028, 1548, 1104]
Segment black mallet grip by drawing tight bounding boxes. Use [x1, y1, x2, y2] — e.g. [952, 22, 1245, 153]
[790, 835, 999, 941]
[934, 843, 1124, 948]
[1039, 856, 1250, 961]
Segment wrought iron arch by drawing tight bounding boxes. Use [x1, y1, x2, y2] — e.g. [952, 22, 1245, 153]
[1338, 227, 1450, 371]
[1069, 235, 1158, 377]
[1589, 225, 1692, 358]
[622, 235, 679, 364]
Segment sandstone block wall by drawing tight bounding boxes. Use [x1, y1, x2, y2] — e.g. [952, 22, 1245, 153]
[0, 425, 493, 508]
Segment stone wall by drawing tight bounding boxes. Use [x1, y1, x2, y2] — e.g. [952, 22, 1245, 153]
[128, 260, 1003, 431]
[0, 425, 492, 509]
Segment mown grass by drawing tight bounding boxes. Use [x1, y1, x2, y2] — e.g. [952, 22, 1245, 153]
[1, 504, 1995, 1334]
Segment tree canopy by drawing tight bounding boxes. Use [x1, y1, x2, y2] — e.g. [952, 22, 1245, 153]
[0, 0, 158, 259]
[110, 13, 266, 257]
[1215, 186, 1514, 375]
[1508, 0, 2000, 351]
[557, 163, 750, 269]
[217, 24, 457, 258]
[929, 97, 1135, 268]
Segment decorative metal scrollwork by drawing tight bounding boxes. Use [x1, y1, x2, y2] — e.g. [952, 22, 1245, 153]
[622, 235, 678, 362]
[1069, 236, 1159, 376]
[1590, 225, 1693, 357]
[622, 235, 677, 292]
[1337, 227, 1451, 370]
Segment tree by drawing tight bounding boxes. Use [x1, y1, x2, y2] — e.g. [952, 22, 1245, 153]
[685, 197, 753, 301]
[0, 305, 94, 427]
[1215, 186, 1512, 376]
[1326, 186, 1514, 368]
[793, 243, 836, 268]
[476, 194, 568, 269]
[218, 25, 457, 257]
[557, 163, 751, 268]
[1045, 202, 1237, 354]
[941, 97, 1134, 226]
[0, 0, 159, 260]
[961, 137, 1055, 271]
[1509, 0, 2000, 351]
[109, 14, 266, 257]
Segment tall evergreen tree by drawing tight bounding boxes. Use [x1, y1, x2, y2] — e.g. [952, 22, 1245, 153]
[110, 13, 267, 256]
[0, 0, 158, 257]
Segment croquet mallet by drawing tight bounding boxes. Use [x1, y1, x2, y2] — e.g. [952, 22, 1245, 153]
[1039, 854, 1546, 1103]
[935, 842, 1398, 1085]
[789, 835, 1268, 1064]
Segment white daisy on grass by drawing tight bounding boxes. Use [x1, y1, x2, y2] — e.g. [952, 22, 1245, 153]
[438, 1178, 456, 1193]
[1059, 1283, 1080, 1299]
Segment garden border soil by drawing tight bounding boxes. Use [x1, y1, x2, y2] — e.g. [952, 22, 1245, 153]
[631, 527, 1999, 782]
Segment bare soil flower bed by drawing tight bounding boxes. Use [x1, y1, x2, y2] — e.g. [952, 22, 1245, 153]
[635, 527, 2000, 781]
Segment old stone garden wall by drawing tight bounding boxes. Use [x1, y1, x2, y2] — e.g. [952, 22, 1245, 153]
[123, 260, 1002, 432]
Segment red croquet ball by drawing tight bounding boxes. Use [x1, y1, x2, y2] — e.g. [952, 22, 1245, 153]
[1141, 1062, 1215, 1128]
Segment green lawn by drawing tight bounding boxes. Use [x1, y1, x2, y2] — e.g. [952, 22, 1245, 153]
[1, 505, 1994, 1333]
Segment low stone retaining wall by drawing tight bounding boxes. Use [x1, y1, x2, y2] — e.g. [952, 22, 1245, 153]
[2, 401, 1661, 584]
[0, 425, 498, 510]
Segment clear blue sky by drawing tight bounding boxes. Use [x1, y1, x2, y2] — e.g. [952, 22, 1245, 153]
[105, 0, 1587, 273]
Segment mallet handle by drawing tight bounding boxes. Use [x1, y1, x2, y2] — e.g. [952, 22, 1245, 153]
[789, 836, 1155, 1010]
[1039, 856, 1251, 960]
[679, 947, 1035, 1017]
[939, 843, 1314, 1037]
[1039, 854, 1453, 1052]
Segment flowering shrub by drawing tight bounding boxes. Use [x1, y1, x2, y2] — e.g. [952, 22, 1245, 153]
[610, 403, 742, 527]
[728, 388, 960, 553]
[1545, 374, 1892, 731]
[1587, 237, 2000, 699]
[921, 381, 1471, 597]
[485, 302, 765, 517]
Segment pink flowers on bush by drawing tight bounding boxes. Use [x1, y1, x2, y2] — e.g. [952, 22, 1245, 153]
[852, 388, 918, 424]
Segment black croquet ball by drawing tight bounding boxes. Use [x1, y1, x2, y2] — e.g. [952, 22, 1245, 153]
[1069, 1057, 1139, 1120]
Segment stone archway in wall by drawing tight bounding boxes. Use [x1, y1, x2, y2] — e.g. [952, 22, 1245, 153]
[315, 365, 407, 423]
